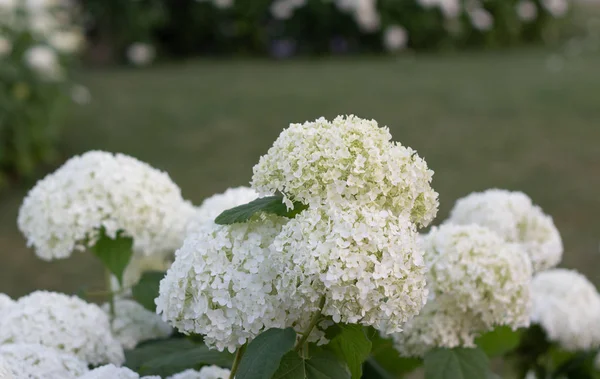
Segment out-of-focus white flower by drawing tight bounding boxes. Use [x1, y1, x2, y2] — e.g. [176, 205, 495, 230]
[156, 214, 294, 353]
[186, 187, 258, 235]
[516, 0, 538, 22]
[167, 366, 231, 379]
[127, 43, 156, 66]
[530, 269, 600, 351]
[79, 364, 160, 379]
[391, 296, 484, 357]
[24, 45, 63, 80]
[70, 84, 91, 105]
[252, 115, 438, 227]
[418, 0, 461, 18]
[469, 8, 494, 31]
[542, 0, 568, 18]
[49, 30, 82, 53]
[111, 255, 173, 293]
[334, 0, 381, 32]
[0, 37, 12, 57]
[0, 291, 124, 365]
[18, 151, 195, 260]
[213, 0, 233, 9]
[424, 224, 532, 329]
[271, 0, 294, 19]
[102, 299, 172, 350]
[0, 0, 16, 9]
[0, 343, 89, 379]
[383, 25, 408, 52]
[446, 189, 563, 273]
[274, 205, 428, 334]
[0, 293, 14, 311]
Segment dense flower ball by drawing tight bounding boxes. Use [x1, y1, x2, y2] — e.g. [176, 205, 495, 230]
[530, 269, 600, 351]
[0, 293, 14, 311]
[446, 189, 563, 273]
[251, 115, 438, 227]
[273, 205, 428, 334]
[156, 215, 293, 352]
[79, 364, 160, 379]
[186, 186, 258, 235]
[102, 299, 172, 350]
[167, 366, 231, 379]
[391, 296, 485, 357]
[18, 151, 195, 260]
[423, 224, 532, 329]
[0, 291, 124, 365]
[0, 343, 89, 379]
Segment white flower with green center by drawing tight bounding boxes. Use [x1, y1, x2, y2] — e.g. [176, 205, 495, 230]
[102, 299, 172, 350]
[0, 291, 124, 365]
[251, 115, 438, 227]
[18, 151, 195, 260]
[0, 343, 88, 379]
[531, 269, 600, 351]
[273, 205, 428, 334]
[423, 224, 532, 330]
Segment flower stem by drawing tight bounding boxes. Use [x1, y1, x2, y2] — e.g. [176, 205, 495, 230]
[294, 296, 326, 352]
[229, 343, 247, 379]
[104, 269, 115, 320]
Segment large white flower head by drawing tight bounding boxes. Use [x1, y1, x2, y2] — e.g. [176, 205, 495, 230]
[446, 189, 563, 273]
[186, 186, 258, 235]
[251, 115, 438, 227]
[530, 269, 600, 351]
[167, 366, 231, 379]
[0, 291, 124, 365]
[391, 296, 485, 357]
[423, 224, 532, 329]
[102, 299, 172, 350]
[273, 205, 428, 334]
[18, 151, 195, 260]
[0, 343, 89, 379]
[156, 214, 294, 352]
[79, 364, 160, 379]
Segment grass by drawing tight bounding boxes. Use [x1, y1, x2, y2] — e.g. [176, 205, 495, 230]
[1, 49, 600, 297]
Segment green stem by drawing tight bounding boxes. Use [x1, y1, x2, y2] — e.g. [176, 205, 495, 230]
[229, 343, 247, 379]
[104, 269, 115, 320]
[294, 296, 326, 352]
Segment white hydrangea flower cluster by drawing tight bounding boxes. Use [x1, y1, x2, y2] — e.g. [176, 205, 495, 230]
[391, 224, 532, 357]
[252, 115, 438, 227]
[0, 343, 89, 379]
[0, 294, 14, 311]
[0, 291, 124, 365]
[102, 299, 172, 350]
[18, 151, 195, 260]
[186, 187, 258, 235]
[78, 364, 160, 379]
[424, 224, 532, 329]
[166, 366, 231, 379]
[273, 206, 428, 334]
[391, 296, 484, 357]
[446, 189, 563, 273]
[530, 269, 600, 351]
[157, 215, 292, 352]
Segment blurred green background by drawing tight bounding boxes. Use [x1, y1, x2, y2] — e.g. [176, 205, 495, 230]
[1, 49, 599, 297]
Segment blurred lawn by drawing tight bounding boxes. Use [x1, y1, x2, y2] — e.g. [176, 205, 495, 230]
[1, 50, 599, 297]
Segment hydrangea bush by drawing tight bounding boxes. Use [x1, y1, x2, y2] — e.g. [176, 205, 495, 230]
[2, 115, 600, 378]
[0, 0, 82, 189]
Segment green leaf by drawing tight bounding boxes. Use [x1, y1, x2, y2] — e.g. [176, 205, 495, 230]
[125, 338, 233, 376]
[272, 349, 351, 379]
[476, 326, 522, 357]
[367, 328, 422, 377]
[91, 229, 133, 286]
[236, 328, 296, 379]
[214, 195, 307, 225]
[424, 348, 490, 379]
[131, 271, 165, 312]
[325, 324, 371, 379]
